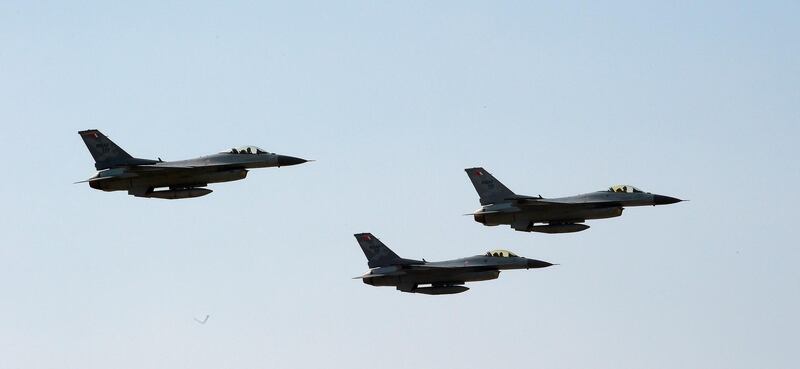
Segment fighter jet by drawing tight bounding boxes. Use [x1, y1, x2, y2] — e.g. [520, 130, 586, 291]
[465, 167, 683, 233]
[353, 233, 553, 295]
[77, 129, 309, 199]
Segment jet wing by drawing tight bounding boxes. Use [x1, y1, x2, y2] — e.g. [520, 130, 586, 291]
[137, 164, 199, 170]
[355, 264, 493, 277]
[353, 271, 405, 279]
[511, 197, 622, 209]
[130, 164, 242, 175]
[407, 264, 496, 272]
[136, 162, 251, 172]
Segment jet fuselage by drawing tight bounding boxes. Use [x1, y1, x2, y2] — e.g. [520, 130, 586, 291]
[354, 233, 553, 295]
[465, 167, 682, 233]
[78, 130, 307, 199]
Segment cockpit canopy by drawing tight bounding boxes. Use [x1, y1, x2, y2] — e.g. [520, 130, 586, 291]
[608, 184, 645, 193]
[485, 249, 519, 258]
[222, 146, 271, 155]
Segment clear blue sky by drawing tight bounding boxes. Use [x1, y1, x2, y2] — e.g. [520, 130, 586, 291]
[1, 1, 798, 368]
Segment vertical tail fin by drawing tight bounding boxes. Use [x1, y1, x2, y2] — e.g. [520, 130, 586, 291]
[465, 167, 516, 205]
[78, 130, 152, 170]
[354, 233, 405, 268]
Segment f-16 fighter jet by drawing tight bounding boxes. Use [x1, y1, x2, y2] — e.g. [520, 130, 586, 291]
[77, 129, 309, 199]
[353, 233, 553, 295]
[465, 167, 683, 233]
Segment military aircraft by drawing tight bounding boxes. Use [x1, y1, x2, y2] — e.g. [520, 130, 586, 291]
[465, 167, 683, 233]
[77, 129, 309, 199]
[353, 233, 553, 295]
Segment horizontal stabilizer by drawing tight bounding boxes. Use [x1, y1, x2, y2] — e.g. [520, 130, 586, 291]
[353, 273, 396, 279]
[463, 210, 501, 216]
[73, 176, 108, 184]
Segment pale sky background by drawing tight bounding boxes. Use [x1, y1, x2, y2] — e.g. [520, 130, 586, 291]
[1, 1, 798, 368]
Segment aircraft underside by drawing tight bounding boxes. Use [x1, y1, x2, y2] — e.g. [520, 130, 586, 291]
[90, 169, 248, 199]
[363, 270, 501, 294]
[475, 207, 624, 233]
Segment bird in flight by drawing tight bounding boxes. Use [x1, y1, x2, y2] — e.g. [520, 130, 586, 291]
[193, 315, 210, 324]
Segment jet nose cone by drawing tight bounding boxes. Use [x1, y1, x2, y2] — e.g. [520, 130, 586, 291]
[277, 155, 308, 167]
[653, 195, 682, 205]
[526, 259, 554, 269]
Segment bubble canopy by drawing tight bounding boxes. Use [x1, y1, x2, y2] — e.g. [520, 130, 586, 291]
[485, 250, 519, 257]
[221, 146, 271, 155]
[607, 184, 645, 193]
